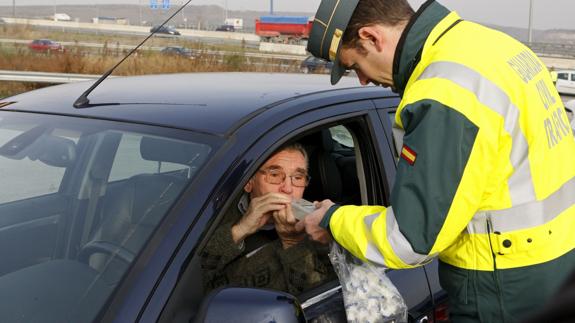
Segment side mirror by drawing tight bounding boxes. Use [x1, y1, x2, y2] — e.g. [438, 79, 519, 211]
[194, 287, 306, 323]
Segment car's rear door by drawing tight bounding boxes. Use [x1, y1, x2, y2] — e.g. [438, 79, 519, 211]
[130, 93, 436, 322]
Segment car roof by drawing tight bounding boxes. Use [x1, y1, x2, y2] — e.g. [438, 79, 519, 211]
[2, 73, 390, 136]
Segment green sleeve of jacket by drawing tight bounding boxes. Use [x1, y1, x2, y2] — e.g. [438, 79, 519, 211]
[329, 99, 481, 268]
[392, 99, 479, 254]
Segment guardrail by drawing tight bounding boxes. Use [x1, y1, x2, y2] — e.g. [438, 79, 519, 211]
[0, 70, 102, 83]
[0, 38, 307, 60]
[0, 17, 261, 43]
[528, 42, 575, 58]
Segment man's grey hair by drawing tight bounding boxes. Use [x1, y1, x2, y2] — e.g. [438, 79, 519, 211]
[277, 142, 309, 169]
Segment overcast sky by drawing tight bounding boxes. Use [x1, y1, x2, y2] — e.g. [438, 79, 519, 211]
[1, 0, 574, 30]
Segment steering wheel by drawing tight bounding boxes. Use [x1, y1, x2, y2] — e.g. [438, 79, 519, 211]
[79, 240, 135, 265]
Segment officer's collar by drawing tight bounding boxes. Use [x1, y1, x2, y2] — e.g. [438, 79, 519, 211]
[392, 0, 450, 96]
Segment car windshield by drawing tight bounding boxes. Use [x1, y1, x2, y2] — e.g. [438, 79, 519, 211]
[0, 111, 215, 322]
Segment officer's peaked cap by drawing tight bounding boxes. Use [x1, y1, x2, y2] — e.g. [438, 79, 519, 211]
[307, 0, 360, 85]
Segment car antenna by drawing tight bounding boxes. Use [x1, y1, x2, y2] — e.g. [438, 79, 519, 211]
[73, 0, 194, 109]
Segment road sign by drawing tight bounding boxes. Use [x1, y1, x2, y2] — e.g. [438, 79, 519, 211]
[150, 0, 158, 9]
[162, 0, 170, 9]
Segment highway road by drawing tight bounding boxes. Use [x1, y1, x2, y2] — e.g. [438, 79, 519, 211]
[4, 16, 574, 62]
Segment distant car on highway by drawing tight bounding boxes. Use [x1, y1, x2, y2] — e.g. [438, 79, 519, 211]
[556, 70, 575, 95]
[300, 55, 333, 74]
[28, 39, 65, 53]
[215, 24, 235, 32]
[150, 25, 181, 36]
[160, 46, 196, 59]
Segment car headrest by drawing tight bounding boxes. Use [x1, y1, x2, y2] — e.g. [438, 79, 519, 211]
[140, 136, 211, 166]
[300, 129, 334, 152]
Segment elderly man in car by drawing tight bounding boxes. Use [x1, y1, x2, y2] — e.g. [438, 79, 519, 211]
[201, 143, 335, 295]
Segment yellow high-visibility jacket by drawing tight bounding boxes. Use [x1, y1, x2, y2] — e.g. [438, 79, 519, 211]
[324, 1, 575, 321]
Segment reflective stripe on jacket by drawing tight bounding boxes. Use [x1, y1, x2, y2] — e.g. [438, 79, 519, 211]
[329, 2, 575, 273]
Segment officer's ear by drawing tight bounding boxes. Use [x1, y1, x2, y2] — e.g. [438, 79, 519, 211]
[358, 25, 385, 52]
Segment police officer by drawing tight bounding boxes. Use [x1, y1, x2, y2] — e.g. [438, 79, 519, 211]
[297, 0, 575, 322]
[550, 66, 558, 85]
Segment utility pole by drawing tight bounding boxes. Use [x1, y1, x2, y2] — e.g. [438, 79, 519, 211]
[12, 0, 15, 18]
[270, 0, 274, 15]
[528, 0, 534, 43]
[181, 0, 187, 29]
[139, 0, 143, 26]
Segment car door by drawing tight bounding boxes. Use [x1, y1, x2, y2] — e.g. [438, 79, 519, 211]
[139, 96, 437, 323]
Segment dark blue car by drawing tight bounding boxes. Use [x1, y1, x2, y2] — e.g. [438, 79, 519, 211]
[0, 73, 448, 322]
[300, 56, 334, 74]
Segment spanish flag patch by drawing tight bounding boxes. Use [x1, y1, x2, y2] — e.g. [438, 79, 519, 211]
[400, 145, 417, 165]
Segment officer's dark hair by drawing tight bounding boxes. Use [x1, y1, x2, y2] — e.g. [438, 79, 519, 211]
[342, 0, 414, 49]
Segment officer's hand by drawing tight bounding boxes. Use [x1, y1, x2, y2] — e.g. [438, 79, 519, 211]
[273, 205, 305, 249]
[295, 199, 334, 245]
[231, 193, 291, 243]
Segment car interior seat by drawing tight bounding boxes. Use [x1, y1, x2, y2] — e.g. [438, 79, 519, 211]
[83, 136, 193, 282]
[301, 128, 361, 205]
[301, 129, 344, 204]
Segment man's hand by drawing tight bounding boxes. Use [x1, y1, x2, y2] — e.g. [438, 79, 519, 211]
[296, 199, 335, 245]
[272, 205, 305, 249]
[231, 193, 291, 244]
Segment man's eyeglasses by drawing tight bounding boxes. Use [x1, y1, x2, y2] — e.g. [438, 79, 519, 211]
[257, 168, 310, 187]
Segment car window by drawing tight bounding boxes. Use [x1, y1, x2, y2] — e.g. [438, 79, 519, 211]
[571, 74, 575, 82]
[196, 118, 380, 314]
[109, 133, 190, 182]
[329, 125, 354, 147]
[558, 73, 568, 80]
[0, 123, 72, 203]
[0, 112, 216, 323]
[160, 107, 398, 323]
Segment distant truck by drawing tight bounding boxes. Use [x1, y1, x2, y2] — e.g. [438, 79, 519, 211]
[255, 16, 313, 44]
[53, 13, 71, 21]
[224, 18, 243, 30]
